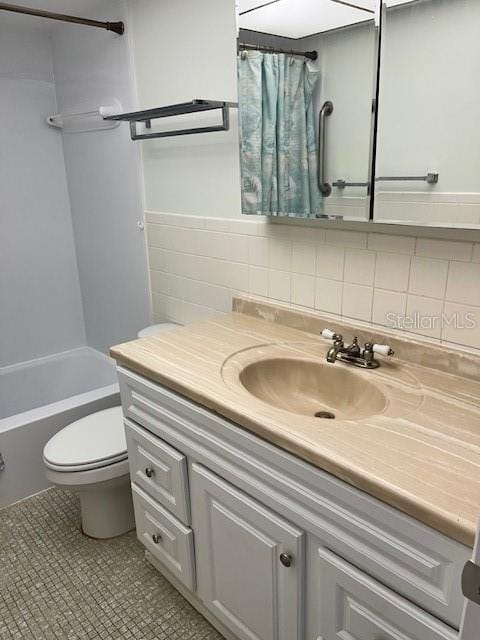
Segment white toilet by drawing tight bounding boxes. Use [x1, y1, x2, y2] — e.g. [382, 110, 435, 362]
[43, 322, 180, 539]
[44, 406, 133, 539]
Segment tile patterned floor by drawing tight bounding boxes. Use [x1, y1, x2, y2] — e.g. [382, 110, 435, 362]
[0, 489, 223, 640]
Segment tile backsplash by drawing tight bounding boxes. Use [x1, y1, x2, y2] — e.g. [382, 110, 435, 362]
[146, 212, 480, 354]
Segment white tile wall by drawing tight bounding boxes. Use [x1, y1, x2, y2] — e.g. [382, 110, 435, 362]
[374, 252, 410, 292]
[315, 277, 343, 315]
[374, 193, 480, 227]
[409, 257, 449, 299]
[372, 290, 407, 327]
[344, 249, 376, 286]
[146, 212, 480, 354]
[316, 245, 345, 280]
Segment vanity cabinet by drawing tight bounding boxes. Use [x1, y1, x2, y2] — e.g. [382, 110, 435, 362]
[118, 366, 470, 640]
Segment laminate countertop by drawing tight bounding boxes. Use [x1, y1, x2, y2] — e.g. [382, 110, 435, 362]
[111, 312, 480, 547]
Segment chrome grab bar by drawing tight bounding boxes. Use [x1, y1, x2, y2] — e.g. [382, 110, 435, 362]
[333, 179, 369, 189]
[318, 100, 334, 197]
[376, 172, 439, 184]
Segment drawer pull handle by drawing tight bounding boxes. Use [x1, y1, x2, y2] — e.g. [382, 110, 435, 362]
[145, 467, 155, 478]
[279, 553, 293, 568]
[152, 533, 161, 544]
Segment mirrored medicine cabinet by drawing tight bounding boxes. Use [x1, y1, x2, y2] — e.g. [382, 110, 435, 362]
[237, 0, 480, 230]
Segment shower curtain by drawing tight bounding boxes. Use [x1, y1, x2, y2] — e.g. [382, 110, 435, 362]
[238, 51, 323, 218]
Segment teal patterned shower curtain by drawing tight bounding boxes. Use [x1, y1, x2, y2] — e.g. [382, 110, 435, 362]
[238, 51, 323, 218]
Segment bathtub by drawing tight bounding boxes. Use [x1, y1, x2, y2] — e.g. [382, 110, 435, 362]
[0, 347, 120, 509]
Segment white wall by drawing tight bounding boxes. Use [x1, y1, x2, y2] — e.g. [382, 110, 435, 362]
[376, 0, 480, 226]
[0, 24, 86, 367]
[52, 0, 152, 352]
[304, 22, 376, 220]
[127, 0, 241, 218]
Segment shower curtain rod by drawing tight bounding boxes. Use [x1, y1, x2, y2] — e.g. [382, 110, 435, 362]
[0, 2, 124, 34]
[239, 42, 318, 61]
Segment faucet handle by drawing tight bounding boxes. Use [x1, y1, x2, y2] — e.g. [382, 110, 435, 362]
[372, 344, 394, 357]
[322, 328, 343, 342]
[362, 342, 394, 367]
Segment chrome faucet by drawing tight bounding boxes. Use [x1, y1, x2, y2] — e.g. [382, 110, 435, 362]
[322, 329, 394, 369]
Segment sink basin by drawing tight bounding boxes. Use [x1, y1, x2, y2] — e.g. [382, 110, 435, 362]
[239, 357, 387, 420]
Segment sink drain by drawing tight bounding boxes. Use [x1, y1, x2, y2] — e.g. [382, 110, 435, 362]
[314, 411, 335, 419]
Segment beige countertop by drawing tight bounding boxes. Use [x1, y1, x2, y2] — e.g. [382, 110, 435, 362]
[111, 310, 480, 547]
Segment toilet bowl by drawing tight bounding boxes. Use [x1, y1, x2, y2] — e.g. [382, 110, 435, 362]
[43, 323, 181, 539]
[43, 406, 134, 539]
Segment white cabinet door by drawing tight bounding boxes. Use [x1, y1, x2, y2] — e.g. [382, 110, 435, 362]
[316, 547, 456, 640]
[460, 522, 480, 640]
[190, 463, 304, 640]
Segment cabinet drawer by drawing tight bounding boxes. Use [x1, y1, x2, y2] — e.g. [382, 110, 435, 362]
[316, 547, 457, 640]
[125, 419, 190, 525]
[131, 483, 195, 591]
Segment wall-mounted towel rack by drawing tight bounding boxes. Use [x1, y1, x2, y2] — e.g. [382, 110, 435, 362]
[46, 101, 122, 134]
[103, 99, 238, 141]
[376, 172, 439, 184]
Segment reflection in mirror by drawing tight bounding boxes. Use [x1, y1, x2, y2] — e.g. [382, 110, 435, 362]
[374, 0, 480, 228]
[237, 0, 379, 220]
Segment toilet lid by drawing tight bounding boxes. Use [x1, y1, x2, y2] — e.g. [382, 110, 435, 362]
[43, 406, 127, 472]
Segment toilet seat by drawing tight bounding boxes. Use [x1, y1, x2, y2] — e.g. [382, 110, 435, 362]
[43, 406, 127, 473]
[45, 458, 130, 488]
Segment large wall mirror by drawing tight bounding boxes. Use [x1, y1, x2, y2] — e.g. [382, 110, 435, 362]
[237, 0, 379, 222]
[373, 0, 480, 229]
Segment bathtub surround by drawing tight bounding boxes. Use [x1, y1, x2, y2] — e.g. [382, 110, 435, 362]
[1, 4, 151, 368]
[146, 212, 480, 355]
[0, 24, 85, 367]
[51, 0, 152, 353]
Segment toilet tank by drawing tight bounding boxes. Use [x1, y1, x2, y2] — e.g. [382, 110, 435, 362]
[137, 323, 181, 339]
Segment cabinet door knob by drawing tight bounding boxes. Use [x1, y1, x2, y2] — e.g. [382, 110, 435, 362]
[279, 553, 293, 567]
[152, 533, 161, 544]
[145, 467, 154, 478]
